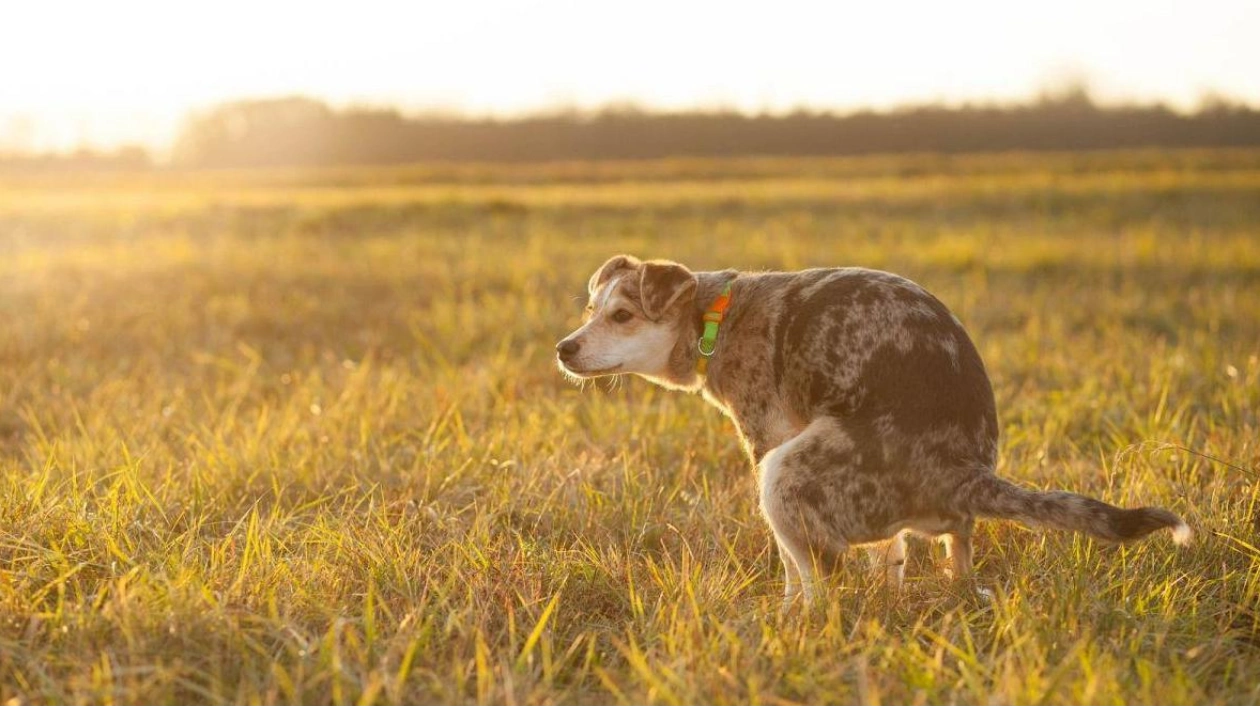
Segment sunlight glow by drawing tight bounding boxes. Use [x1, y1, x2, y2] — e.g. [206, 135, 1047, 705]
[2, 0, 1258, 151]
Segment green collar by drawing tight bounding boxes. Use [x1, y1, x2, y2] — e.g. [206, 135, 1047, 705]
[696, 281, 733, 375]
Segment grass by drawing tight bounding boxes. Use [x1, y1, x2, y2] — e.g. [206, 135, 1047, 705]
[1, 149, 1258, 704]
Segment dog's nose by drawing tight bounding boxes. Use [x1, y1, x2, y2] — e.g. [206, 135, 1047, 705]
[556, 339, 580, 358]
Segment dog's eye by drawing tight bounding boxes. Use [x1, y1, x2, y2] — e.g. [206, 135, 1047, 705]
[611, 309, 633, 323]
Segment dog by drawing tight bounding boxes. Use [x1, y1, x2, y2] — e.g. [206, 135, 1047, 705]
[556, 255, 1191, 604]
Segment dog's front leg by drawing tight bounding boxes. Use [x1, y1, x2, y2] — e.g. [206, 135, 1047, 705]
[758, 419, 855, 606]
[776, 539, 803, 607]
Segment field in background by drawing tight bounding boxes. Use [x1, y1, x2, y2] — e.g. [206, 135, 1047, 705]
[1, 150, 1258, 703]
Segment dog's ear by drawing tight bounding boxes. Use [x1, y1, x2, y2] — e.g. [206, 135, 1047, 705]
[639, 260, 696, 320]
[588, 254, 641, 295]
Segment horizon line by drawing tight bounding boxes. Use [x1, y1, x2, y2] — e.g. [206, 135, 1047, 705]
[6, 84, 1260, 158]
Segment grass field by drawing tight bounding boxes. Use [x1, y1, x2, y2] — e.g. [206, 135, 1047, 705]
[1, 150, 1258, 704]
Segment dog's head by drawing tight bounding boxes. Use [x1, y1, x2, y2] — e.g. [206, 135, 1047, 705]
[556, 255, 697, 382]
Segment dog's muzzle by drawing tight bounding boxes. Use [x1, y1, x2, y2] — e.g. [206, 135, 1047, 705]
[555, 338, 580, 365]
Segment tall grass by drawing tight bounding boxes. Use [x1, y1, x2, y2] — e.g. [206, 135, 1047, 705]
[1, 150, 1258, 703]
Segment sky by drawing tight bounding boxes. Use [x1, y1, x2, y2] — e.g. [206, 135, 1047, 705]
[2, 0, 1259, 153]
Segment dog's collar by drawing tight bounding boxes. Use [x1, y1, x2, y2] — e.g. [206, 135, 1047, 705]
[696, 280, 734, 375]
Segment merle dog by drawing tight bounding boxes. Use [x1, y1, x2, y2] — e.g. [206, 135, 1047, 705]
[557, 255, 1190, 603]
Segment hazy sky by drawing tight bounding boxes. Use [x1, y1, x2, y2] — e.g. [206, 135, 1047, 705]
[3, 0, 1258, 152]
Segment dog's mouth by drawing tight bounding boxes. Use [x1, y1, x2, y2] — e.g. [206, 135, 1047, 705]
[558, 360, 623, 377]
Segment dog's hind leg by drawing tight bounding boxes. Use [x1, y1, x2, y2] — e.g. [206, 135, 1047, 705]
[868, 531, 907, 589]
[941, 518, 992, 601]
[942, 519, 973, 579]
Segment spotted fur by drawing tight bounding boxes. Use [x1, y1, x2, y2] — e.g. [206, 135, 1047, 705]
[557, 255, 1191, 604]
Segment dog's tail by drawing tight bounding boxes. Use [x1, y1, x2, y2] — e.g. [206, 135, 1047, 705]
[960, 475, 1191, 545]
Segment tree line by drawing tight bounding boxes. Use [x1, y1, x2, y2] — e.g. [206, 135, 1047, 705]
[169, 91, 1260, 167]
[5, 89, 1260, 170]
